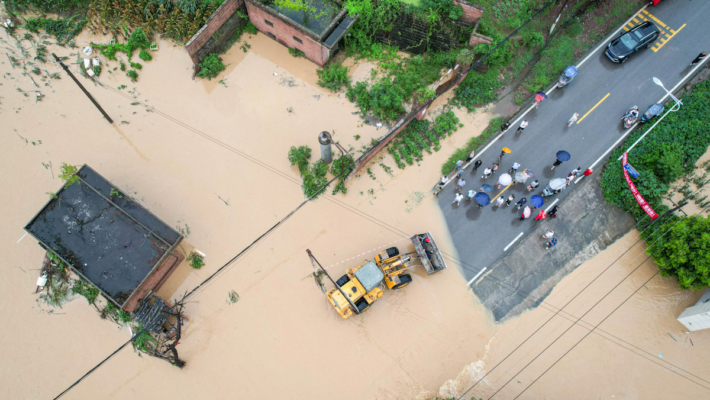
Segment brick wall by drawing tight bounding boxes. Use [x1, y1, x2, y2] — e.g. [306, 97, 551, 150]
[185, 0, 246, 66]
[346, 119, 412, 180]
[469, 31, 493, 48]
[245, 0, 328, 66]
[123, 239, 184, 312]
[453, 0, 484, 26]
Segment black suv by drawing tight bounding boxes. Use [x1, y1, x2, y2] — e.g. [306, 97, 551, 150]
[605, 21, 660, 63]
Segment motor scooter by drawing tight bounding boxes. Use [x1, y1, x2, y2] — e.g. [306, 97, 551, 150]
[622, 106, 639, 129]
[557, 65, 578, 88]
[639, 103, 664, 123]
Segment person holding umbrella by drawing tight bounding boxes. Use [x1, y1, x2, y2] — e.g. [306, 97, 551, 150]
[499, 147, 511, 161]
[475, 192, 491, 208]
[496, 173, 512, 190]
[551, 150, 571, 171]
[530, 195, 544, 209]
[481, 184, 493, 193]
[534, 91, 547, 108]
[520, 206, 531, 220]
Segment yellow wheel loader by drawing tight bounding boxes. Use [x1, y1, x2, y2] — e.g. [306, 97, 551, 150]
[308, 232, 447, 319]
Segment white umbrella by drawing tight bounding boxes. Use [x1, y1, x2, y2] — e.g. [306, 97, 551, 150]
[549, 178, 567, 191]
[497, 173, 513, 186]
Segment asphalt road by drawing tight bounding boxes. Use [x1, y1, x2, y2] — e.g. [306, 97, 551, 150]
[438, 1, 710, 284]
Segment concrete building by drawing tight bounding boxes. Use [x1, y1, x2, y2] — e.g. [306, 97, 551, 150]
[245, 0, 357, 66]
[677, 289, 710, 332]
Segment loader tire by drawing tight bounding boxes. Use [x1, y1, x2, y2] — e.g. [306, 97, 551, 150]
[385, 247, 400, 258]
[393, 274, 412, 289]
[336, 274, 350, 287]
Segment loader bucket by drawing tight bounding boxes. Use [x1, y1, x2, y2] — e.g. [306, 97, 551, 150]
[411, 232, 447, 275]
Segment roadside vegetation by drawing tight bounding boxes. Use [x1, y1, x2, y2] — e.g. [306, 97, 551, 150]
[601, 79, 710, 290]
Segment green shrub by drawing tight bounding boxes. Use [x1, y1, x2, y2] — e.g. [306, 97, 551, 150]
[72, 279, 100, 304]
[289, 48, 306, 58]
[521, 30, 544, 48]
[331, 154, 354, 194]
[187, 252, 205, 269]
[139, 50, 152, 61]
[347, 79, 406, 122]
[130, 61, 142, 70]
[567, 18, 583, 37]
[317, 62, 351, 92]
[455, 66, 502, 111]
[197, 53, 226, 80]
[524, 35, 576, 92]
[126, 70, 138, 82]
[476, 33, 513, 67]
[288, 145, 312, 175]
[642, 215, 710, 290]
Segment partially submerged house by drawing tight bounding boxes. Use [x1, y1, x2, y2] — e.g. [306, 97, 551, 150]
[25, 165, 184, 312]
[245, 0, 357, 66]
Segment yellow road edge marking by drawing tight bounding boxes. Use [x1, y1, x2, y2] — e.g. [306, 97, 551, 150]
[493, 182, 515, 200]
[632, 17, 641, 23]
[623, 26, 630, 31]
[577, 93, 610, 124]
[653, 23, 686, 52]
[644, 10, 667, 28]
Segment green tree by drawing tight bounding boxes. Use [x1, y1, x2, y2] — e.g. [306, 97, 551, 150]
[642, 215, 710, 290]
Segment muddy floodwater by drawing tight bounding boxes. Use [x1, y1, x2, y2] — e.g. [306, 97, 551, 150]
[2, 27, 708, 400]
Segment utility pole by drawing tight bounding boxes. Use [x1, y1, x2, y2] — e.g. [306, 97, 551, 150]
[52, 53, 113, 124]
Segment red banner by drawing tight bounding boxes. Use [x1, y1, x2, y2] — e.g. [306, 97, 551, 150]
[622, 152, 658, 219]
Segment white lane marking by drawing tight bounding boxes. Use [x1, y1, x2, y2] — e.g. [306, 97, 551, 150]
[576, 4, 649, 68]
[468, 267, 487, 286]
[504, 232, 524, 252]
[17, 232, 28, 243]
[544, 198, 559, 212]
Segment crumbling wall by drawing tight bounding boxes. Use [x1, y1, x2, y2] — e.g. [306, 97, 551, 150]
[185, 0, 248, 67]
[453, 0, 484, 25]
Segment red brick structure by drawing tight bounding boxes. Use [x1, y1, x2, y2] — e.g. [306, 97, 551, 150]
[185, 0, 248, 68]
[453, 0, 484, 25]
[245, 0, 357, 67]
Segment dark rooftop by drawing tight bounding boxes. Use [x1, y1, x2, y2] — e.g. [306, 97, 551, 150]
[257, 0, 344, 37]
[25, 165, 182, 307]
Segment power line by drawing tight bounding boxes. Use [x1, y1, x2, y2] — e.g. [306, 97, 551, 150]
[512, 272, 662, 399]
[472, 213, 698, 399]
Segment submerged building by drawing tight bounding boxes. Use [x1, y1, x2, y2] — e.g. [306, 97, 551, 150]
[25, 165, 184, 312]
[245, 0, 357, 66]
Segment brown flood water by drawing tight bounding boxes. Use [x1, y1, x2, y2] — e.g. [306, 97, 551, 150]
[1, 25, 708, 400]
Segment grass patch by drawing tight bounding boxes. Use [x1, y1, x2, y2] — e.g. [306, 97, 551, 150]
[317, 62, 351, 92]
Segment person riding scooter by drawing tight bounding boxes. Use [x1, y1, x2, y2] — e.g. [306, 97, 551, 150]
[557, 66, 578, 88]
[622, 106, 639, 129]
